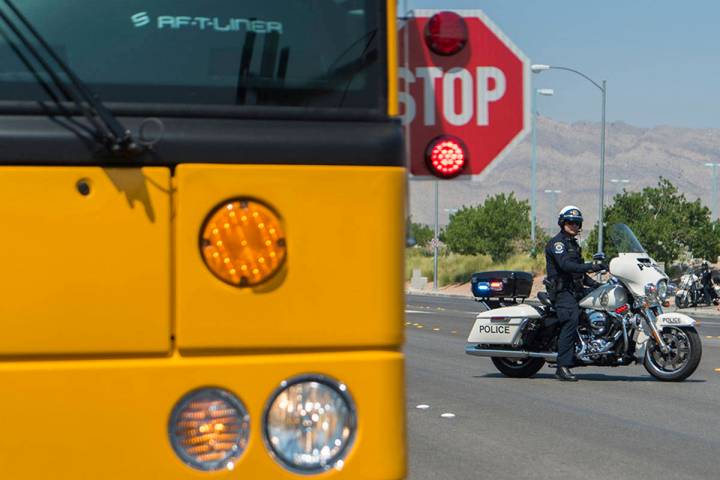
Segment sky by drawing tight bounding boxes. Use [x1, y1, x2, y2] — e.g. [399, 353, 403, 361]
[405, 0, 720, 129]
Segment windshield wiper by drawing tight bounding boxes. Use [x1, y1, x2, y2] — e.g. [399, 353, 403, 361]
[0, 0, 141, 157]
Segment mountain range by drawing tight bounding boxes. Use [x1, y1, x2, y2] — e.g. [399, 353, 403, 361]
[409, 116, 720, 235]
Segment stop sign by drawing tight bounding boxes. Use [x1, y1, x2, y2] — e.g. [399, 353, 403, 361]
[399, 9, 530, 178]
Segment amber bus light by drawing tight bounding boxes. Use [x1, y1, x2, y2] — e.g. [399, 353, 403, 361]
[201, 198, 287, 287]
[168, 388, 250, 471]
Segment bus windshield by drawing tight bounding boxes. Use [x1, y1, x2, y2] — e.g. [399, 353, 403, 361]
[0, 0, 384, 111]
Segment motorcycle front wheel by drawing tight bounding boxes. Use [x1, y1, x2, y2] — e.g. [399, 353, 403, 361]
[674, 293, 689, 309]
[491, 357, 545, 378]
[644, 327, 702, 382]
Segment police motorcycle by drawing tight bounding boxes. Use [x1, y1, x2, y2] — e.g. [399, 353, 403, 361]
[675, 264, 719, 308]
[465, 224, 702, 382]
[674, 268, 701, 309]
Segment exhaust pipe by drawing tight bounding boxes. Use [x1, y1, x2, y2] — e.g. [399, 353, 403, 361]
[465, 344, 557, 361]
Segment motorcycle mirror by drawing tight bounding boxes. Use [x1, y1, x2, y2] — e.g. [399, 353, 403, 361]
[593, 252, 606, 262]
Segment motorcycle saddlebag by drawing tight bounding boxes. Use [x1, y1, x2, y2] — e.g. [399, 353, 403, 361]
[471, 270, 533, 299]
[467, 304, 542, 344]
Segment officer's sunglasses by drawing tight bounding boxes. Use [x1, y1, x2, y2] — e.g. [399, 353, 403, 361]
[566, 221, 582, 228]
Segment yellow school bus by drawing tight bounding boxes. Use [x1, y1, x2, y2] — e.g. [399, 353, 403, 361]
[0, 1, 405, 478]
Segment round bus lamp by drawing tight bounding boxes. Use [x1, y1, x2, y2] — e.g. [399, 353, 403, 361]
[200, 198, 287, 287]
[425, 135, 468, 178]
[76, 179, 91, 196]
[263, 376, 356, 474]
[424, 11, 468, 56]
[168, 387, 250, 471]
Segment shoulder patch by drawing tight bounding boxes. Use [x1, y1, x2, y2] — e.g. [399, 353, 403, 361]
[554, 242, 565, 254]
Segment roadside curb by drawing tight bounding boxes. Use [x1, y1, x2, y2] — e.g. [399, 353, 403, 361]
[405, 289, 474, 299]
[665, 306, 720, 318]
[405, 288, 541, 306]
[406, 289, 720, 317]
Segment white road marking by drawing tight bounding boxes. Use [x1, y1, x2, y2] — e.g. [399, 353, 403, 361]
[440, 413, 456, 419]
[416, 404, 430, 409]
[405, 310, 435, 315]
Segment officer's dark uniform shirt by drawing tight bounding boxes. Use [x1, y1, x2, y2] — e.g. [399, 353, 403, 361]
[702, 268, 712, 286]
[545, 231, 595, 294]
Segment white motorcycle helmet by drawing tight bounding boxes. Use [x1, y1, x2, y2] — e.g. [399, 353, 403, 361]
[557, 205, 583, 228]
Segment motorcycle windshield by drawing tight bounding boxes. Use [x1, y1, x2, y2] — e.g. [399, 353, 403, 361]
[608, 223, 646, 254]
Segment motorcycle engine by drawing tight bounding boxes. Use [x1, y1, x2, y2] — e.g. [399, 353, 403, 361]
[586, 310, 607, 335]
[576, 310, 613, 363]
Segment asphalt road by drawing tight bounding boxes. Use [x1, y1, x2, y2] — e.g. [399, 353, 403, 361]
[405, 294, 720, 480]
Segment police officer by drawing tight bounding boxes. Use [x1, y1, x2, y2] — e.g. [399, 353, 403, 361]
[700, 262, 718, 305]
[545, 206, 605, 381]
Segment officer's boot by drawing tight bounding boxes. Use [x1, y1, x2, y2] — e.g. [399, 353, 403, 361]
[555, 366, 578, 382]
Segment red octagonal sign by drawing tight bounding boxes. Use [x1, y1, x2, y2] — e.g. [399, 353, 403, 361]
[399, 9, 530, 178]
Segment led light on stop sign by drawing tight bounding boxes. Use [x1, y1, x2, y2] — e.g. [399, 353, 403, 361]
[401, 11, 530, 178]
[424, 11, 468, 56]
[425, 135, 468, 178]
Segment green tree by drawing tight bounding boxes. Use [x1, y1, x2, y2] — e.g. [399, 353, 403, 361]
[444, 193, 531, 262]
[442, 206, 479, 254]
[586, 178, 720, 265]
[517, 227, 551, 258]
[407, 217, 434, 247]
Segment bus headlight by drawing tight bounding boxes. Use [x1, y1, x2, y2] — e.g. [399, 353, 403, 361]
[657, 280, 668, 300]
[264, 376, 356, 474]
[200, 198, 287, 287]
[169, 388, 250, 471]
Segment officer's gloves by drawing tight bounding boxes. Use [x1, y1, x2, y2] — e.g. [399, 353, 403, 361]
[591, 263, 607, 272]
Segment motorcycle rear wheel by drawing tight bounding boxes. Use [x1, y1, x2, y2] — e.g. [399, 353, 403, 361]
[491, 357, 545, 378]
[644, 326, 702, 382]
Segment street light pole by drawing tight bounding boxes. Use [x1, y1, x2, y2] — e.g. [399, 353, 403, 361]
[544, 189, 561, 218]
[704, 162, 720, 221]
[599, 80, 607, 254]
[610, 178, 630, 199]
[531, 64, 607, 254]
[531, 88, 554, 256]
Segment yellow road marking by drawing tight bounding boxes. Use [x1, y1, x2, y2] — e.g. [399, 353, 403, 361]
[432, 327, 440, 331]
[715, 368, 720, 373]
[416, 325, 424, 329]
[451, 330, 458, 334]
[707, 336, 713, 339]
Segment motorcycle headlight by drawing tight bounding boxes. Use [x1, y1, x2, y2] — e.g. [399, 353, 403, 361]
[644, 283, 659, 303]
[657, 280, 668, 300]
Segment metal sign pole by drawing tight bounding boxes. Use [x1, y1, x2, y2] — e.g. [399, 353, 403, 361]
[433, 180, 439, 290]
